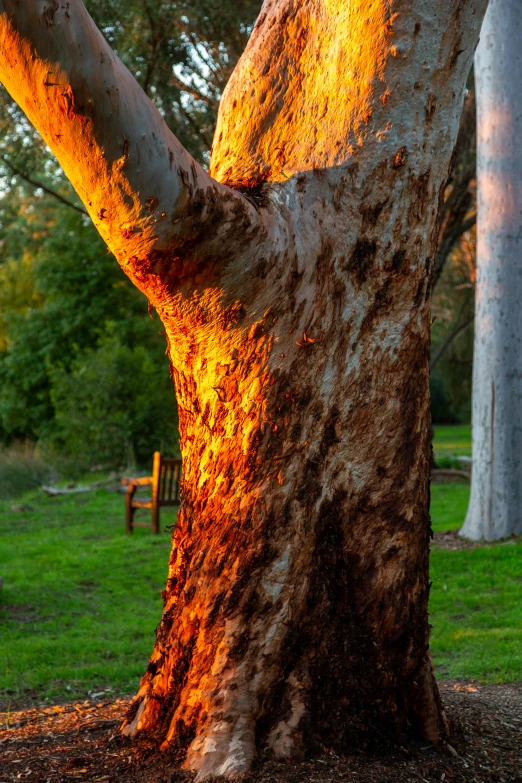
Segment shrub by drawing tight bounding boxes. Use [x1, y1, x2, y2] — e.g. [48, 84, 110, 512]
[435, 455, 466, 470]
[430, 374, 460, 425]
[0, 442, 56, 499]
[47, 336, 178, 476]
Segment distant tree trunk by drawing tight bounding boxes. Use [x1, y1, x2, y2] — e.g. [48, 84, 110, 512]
[0, 0, 487, 778]
[461, 0, 522, 542]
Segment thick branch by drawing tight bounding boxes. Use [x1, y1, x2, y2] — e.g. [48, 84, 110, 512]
[0, 0, 261, 301]
[210, 0, 489, 185]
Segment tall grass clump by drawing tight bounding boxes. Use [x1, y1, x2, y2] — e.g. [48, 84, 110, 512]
[0, 443, 57, 500]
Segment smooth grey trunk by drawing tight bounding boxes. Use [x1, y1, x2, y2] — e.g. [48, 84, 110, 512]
[462, 0, 522, 541]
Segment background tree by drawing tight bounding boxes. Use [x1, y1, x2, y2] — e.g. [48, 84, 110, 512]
[0, 0, 260, 467]
[0, 0, 487, 779]
[431, 231, 476, 425]
[0, 197, 177, 467]
[461, 0, 522, 542]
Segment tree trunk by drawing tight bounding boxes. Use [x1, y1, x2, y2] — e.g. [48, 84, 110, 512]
[0, 0, 488, 778]
[461, 0, 522, 542]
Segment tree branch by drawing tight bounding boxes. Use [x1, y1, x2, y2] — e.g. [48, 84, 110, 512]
[0, 0, 261, 303]
[210, 0, 489, 185]
[0, 154, 88, 215]
[460, 215, 477, 235]
[430, 313, 474, 370]
[433, 89, 476, 288]
[169, 74, 216, 106]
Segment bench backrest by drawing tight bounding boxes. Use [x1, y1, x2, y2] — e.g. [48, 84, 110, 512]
[152, 451, 182, 506]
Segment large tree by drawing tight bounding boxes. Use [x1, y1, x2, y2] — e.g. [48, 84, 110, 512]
[461, 0, 522, 542]
[0, 0, 487, 779]
[0, 1, 259, 450]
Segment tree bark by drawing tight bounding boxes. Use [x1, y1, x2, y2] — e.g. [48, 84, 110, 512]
[0, 0, 488, 778]
[461, 0, 522, 542]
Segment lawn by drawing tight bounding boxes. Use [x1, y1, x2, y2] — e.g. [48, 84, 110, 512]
[0, 475, 520, 711]
[430, 482, 471, 530]
[0, 489, 172, 708]
[432, 423, 472, 458]
[430, 483, 521, 682]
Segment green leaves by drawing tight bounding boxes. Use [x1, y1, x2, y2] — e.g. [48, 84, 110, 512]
[49, 334, 179, 474]
[0, 198, 175, 468]
[84, 0, 260, 162]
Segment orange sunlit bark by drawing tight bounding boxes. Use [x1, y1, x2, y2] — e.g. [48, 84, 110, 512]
[212, 0, 393, 184]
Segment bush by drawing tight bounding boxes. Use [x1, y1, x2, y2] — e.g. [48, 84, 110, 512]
[0, 442, 57, 499]
[430, 374, 460, 425]
[435, 455, 466, 470]
[0, 203, 162, 444]
[47, 337, 179, 476]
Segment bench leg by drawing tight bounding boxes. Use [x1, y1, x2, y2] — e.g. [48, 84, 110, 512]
[125, 488, 136, 534]
[151, 503, 159, 534]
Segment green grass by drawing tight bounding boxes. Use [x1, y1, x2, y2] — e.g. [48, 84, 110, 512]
[432, 424, 472, 458]
[0, 489, 173, 708]
[430, 482, 522, 682]
[0, 480, 520, 710]
[431, 483, 471, 532]
[430, 541, 522, 682]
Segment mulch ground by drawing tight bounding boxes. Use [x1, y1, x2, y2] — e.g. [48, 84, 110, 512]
[433, 530, 483, 551]
[432, 529, 522, 551]
[0, 683, 520, 783]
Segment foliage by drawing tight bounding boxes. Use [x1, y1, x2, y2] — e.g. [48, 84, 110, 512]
[431, 232, 475, 424]
[434, 85, 476, 286]
[430, 375, 459, 425]
[430, 84, 476, 425]
[0, 201, 130, 437]
[0, 0, 262, 186]
[1, 480, 519, 709]
[85, 0, 261, 162]
[49, 336, 178, 474]
[0, 196, 175, 468]
[435, 455, 468, 470]
[0, 1, 264, 465]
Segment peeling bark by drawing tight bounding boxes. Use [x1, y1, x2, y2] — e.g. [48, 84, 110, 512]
[0, 0, 488, 778]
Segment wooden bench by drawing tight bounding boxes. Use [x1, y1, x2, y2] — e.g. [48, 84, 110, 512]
[122, 451, 181, 534]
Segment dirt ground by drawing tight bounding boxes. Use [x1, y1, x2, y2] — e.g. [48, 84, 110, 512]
[432, 530, 487, 552]
[0, 682, 520, 783]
